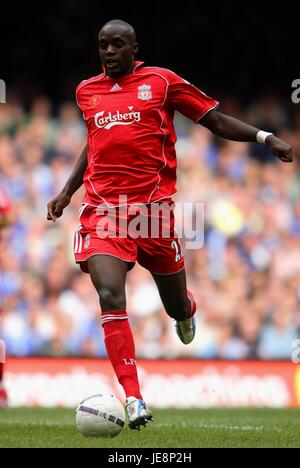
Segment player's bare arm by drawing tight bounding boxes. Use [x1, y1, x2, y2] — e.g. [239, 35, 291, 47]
[47, 145, 88, 222]
[201, 110, 294, 163]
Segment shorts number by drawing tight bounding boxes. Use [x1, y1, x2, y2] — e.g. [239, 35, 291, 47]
[171, 240, 182, 263]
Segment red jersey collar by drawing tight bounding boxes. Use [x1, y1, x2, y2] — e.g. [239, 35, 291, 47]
[102, 61, 144, 79]
[133, 61, 145, 71]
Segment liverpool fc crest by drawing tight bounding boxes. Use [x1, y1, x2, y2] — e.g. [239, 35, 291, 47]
[138, 84, 152, 101]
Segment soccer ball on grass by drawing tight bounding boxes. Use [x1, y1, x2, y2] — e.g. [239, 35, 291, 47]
[76, 393, 125, 438]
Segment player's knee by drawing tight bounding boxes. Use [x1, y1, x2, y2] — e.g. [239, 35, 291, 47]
[98, 286, 126, 311]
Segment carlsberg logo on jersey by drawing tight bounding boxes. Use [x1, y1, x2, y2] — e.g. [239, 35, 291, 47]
[95, 107, 141, 130]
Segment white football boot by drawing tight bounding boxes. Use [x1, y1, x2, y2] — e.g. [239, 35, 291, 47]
[175, 290, 197, 345]
[126, 397, 153, 430]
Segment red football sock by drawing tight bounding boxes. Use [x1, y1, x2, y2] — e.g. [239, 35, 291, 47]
[0, 363, 3, 382]
[187, 290, 197, 319]
[102, 310, 143, 400]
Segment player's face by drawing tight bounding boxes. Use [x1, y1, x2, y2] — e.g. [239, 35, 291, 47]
[99, 26, 138, 78]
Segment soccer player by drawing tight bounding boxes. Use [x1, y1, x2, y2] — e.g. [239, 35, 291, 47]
[0, 184, 13, 408]
[47, 20, 293, 429]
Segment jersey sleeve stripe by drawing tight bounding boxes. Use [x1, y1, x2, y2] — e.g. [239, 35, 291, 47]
[196, 102, 220, 124]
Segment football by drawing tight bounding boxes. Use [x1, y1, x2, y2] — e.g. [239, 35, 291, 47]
[76, 393, 125, 438]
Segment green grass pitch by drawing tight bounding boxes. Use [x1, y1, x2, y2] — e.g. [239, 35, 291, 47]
[0, 408, 300, 448]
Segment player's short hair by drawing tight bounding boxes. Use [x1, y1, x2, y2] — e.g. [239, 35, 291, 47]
[100, 19, 136, 42]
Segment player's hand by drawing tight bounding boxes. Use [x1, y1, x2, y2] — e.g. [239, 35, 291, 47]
[47, 193, 71, 222]
[266, 135, 294, 163]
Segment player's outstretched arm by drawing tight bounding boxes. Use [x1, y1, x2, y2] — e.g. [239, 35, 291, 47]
[201, 110, 294, 163]
[47, 145, 88, 222]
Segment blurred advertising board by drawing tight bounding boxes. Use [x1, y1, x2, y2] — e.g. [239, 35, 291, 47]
[4, 359, 300, 408]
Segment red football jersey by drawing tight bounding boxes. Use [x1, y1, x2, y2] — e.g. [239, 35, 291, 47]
[76, 61, 219, 207]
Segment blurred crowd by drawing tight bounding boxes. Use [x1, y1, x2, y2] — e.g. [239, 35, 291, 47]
[0, 92, 300, 360]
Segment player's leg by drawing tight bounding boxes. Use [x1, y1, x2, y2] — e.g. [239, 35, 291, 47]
[88, 254, 139, 396]
[0, 363, 8, 408]
[152, 269, 190, 321]
[151, 269, 197, 345]
[88, 254, 152, 429]
[136, 198, 197, 344]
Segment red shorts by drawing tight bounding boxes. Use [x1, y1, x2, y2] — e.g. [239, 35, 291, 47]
[74, 199, 185, 275]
